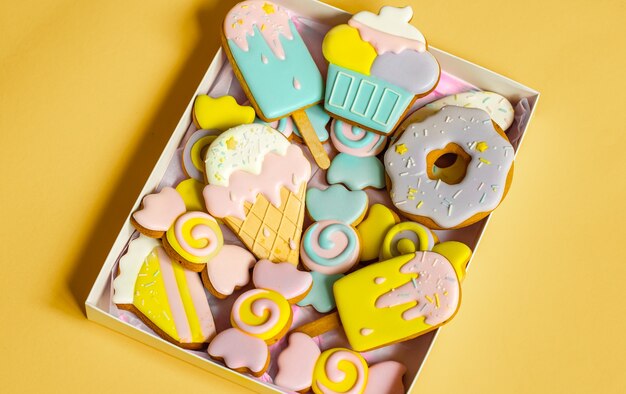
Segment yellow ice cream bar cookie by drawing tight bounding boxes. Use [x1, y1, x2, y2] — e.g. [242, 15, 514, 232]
[333, 241, 471, 351]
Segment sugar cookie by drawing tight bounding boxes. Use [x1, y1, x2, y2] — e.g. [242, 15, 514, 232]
[385, 106, 515, 229]
[230, 288, 292, 345]
[252, 259, 312, 304]
[297, 271, 344, 313]
[322, 6, 440, 135]
[131, 187, 186, 238]
[356, 204, 401, 262]
[364, 361, 406, 394]
[181, 129, 221, 182]
[201, 244, 256, 299]
[306, 184, 368, 226]
[193, 95, 255, 131]
[327, 153, 385, 191]
[208, 327, 269, 377]
[113, 235, 216, 349]
[275, 332, 321, 392]
[175, 178, 206, 212]
[330, 119, 387, 157]
[379, 221, 438, 260]
[301, 220, 361, 275]
[312, 348, 369, 394]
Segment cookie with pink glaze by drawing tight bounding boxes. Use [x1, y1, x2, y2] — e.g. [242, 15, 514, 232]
[275, 333, 321, 392]
[131, 187, 186, 238]
[252, 259, 313, 303]
[207, 328, 269, 377]
[364, 361, 406, 394]
[201, 244, 256, 299]
[300, 220, 361, 275]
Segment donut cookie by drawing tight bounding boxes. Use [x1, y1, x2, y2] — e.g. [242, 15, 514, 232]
[322, 6, 440, 135]
[203, 124, 310, 264]
[330, 119, 387, 157]
[401, 91, 515, 132]
[301, 220, 361, 275]
[297, 271, 344, 313]
[201, 244, 256, 299]
[193, 94, 255, 131]
[181, 129, 221, 182]
[379, 221, 438, 260]
[385, 106, 515, 229]
[306, 184, 369, 226]
[312, 348, 369, 394]
[333, 241, 471, 351]
[113, 235, 216, 349]
[327, 153, 385, 191]
[356, 204, 400, 262]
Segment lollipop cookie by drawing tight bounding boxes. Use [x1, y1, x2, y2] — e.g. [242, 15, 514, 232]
[301, 220, 361, 275]
[385, 106, 515, 229]
[181, 129, 221, 182]
[379, 221, 438, 260]
[330, 119, 387, 157]
[312, 348, 369, 394]
[113, 235, 216, 349]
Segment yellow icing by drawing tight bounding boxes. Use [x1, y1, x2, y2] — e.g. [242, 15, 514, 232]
[133, 249, 178, 341]
[171, 258, 203, 342]
[379, 222, 437, 260]
[193, 95, 255, 131]
[312, 348, 368, 394]
[322, 25, 376, 75]
[431, 241, 472, 281]
[334, 254, 430, 351]
[232, 289, 291, 342]
[356, 204, 400, 261]
[175, 179, 206, 212]
[165, 216, 222, 264]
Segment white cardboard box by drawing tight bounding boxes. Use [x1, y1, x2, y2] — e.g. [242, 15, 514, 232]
[85, 1, 539, 393]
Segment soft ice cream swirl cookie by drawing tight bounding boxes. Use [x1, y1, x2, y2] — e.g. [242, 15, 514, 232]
[301, 220, 361, 275]
[312, 348, 369, 394]
[385, 106, 515, 229]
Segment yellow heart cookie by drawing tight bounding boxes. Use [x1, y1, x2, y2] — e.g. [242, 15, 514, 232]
[193, 95, 255, 131]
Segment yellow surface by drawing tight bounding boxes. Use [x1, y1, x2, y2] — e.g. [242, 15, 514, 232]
[0, 0, 625, 393]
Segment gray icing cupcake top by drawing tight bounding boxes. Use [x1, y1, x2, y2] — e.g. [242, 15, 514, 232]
[384, 106, 514, 228]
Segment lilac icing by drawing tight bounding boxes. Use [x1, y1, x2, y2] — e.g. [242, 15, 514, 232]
[370, 50, 439, 94]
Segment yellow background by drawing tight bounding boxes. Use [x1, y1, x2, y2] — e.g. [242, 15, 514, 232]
[1, 0, 625, 392]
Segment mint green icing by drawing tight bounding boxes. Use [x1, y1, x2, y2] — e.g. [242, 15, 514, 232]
[297, 271, 344, 313]
[327, 153, 385, 191]
[306, 184, 367, 224]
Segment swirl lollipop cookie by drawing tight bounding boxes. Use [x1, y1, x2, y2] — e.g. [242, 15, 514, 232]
[312, 348, 369, 394]
[330, 119, 387, 157]
[379, 221, 438, 260]
[385, 106, 515, 229]
[230, 288, 293, 344]
[301, 220, 361, 275]
[181, 129, 221, 182]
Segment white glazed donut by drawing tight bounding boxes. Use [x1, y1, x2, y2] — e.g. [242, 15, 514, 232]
[384, 106, 515, 229]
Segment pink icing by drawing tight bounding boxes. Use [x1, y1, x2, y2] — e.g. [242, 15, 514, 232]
[173, 212, 221, 256]
[231, 289, 282, 336]
[132, 187, 186, 231]
[375, 251, 460, 326]
[364, 361, 406, 394]
[252, 259, 312, 300]
[317, 350, 368, 394]
[275, 332, 321, 391]
[205, 245, 256, 296]
[348, 20, 426, 54]
[330, 119, 386, 157]
[183, 267, 216, 340]
[157, 247, 192, 342]
[300, 220, 360, 275]
[223, 1, 294, 60]
[208, 328, 269, 373]
[203, 144, 311, 220]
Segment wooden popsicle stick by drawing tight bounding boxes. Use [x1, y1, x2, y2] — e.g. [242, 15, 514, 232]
[292, 311, 340, 338]
[292, 109, 330, 169]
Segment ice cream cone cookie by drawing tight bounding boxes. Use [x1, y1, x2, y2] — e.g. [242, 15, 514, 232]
[385, 106, 515, 229]
[333, 242, 472, 351]
[113, 235, 216, 349]
[201, 244, 256, 299]
[131, 187, 186, 238]
[311, 348, 369, 394]
[330, 119, 387, 157]
[379, 221, 438, 260]
[400, 91, 515, 132]
[192, 94, 255, 131]
[208, 327, 269, 377]
[356, 204, 400, 262]
[306, 184, 368, 226]
[230, 288, 293, 345]
[222, 0, 329, 168]
[327, 153, 385, 191]
[275, 332, 322, 393]
[181, 129, 221, 182]
[301, 220, 361, 275]
[203, 124, 311, 264]
[322, 6, 440, 135]
[162, 211, 224, 272]
[252, 259, 312, 304]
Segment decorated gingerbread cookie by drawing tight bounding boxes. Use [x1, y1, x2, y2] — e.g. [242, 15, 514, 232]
[306, 184, 369, 226]
[385, 106, 515, 229]
[275, 332, 321, 392]
[252, 259, 313, 304]
[207, 327, 269, 377]
[113, 235, 216, 349]
[297, 271, 344, 313]
[200, 244, 256, 299]
[181, 129, 221, 183]
[356, 204, 401, 262]
[312, 348, 369, 394]
[327, 153, 385, 191]
[301, 220, 361, 275]
[192, 94, 255, 131]
[379, 221, 438, 260]
[329, 119, 387, 157]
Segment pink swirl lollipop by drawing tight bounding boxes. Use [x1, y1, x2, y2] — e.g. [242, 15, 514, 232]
[300, 220, 360, 275]
[330, 119, 386, 157]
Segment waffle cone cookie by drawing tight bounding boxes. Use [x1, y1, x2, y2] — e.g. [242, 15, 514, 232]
[203, 124, 311, 264]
